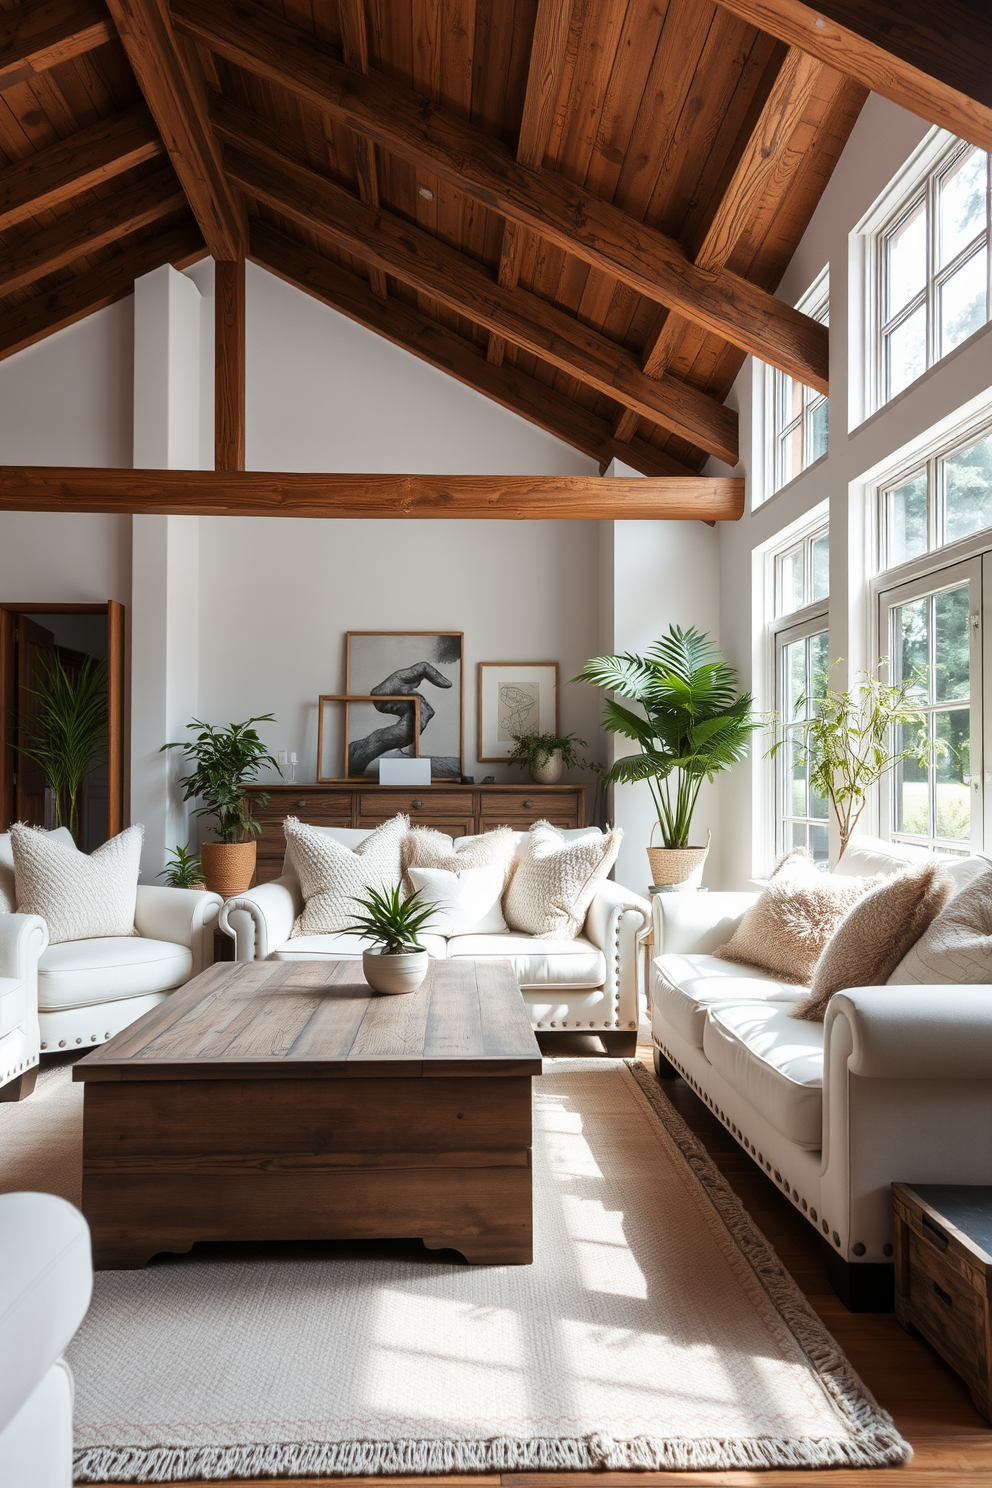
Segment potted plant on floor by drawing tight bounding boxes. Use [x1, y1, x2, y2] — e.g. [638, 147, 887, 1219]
[342, 884, 439, 995]
[162, 716, 281, 896]
[158, 843, 206, 890]
[507, 730, 588, 784]
[575, 626, 758, 887]
[15, 653, 107, 843]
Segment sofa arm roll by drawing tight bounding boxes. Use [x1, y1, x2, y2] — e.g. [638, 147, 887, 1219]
[827, 986, 992, 1079]
[218, 875, 301, 961]
[584, 879, 650, 952]
[0, 913, 48, 984]
[652, 891, 757, 956]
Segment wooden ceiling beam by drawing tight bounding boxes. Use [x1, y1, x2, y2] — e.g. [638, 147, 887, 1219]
[336, 0, 385, 302]
[487, 0, 572, 368]
[214, 255, 244, 470]
[220, 126, 738, 463]
[250, 221, 698, 481]
[0, 462, 744, 520]
[0, 0, 114, 91]
[104, 0, 245, 258]
[710, 0, 992, 155]
[0, 164, 185, 297]
[0, 104, 163, 233]
[172, 0, 829, 394]
[0, 218, 203, 359]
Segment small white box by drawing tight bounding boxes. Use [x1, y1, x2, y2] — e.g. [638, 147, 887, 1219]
[378, 756, 433, 785]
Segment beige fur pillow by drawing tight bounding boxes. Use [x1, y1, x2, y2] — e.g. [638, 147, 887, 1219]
[792, 860, 954, 1020]
[714, 850, 883, 985]
[503, 821, 621, 940]
[285, 814, 407, 937]
[888, 861, 992, 985]
[400, 825, 516, 893]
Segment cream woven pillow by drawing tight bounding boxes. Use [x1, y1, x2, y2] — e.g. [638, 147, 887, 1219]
[286, 814, 407, 937]
[503, 821, 621, 940]
[714, 850, 883, 985]
[888, 861, 992, 984]
[11, 822, 143, 945]
[793, 860, 954, 1020]
[400, 825, 516, 892]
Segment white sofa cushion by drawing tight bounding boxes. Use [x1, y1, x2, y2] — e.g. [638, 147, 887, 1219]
[0, 827, 75, 914]
[408, 865, 507, 935]
[37, 937, 192, 1011]
[654, 952, 805, 1048]
[274, 931, 449, 961]
[832, 834, 931, 878]
[447, 932, 606, 988]
[11, 823, 142, 944]
[702, 1002, 825, 1149]
[0, 976, 30, 1040]
[285, 815, 407, 936]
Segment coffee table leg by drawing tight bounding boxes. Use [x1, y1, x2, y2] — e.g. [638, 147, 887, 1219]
[427, 1236, 534, 1265]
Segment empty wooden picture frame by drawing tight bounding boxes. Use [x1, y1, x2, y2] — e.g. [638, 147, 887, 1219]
[316, 695, 421, 782]
[477, 662, 559, 762]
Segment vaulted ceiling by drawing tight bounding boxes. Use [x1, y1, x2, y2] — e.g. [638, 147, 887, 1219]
[0, 0, 987, 481]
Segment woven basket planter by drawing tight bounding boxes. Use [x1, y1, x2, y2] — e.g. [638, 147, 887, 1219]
[647, 828, 711, 888]
[200, 840, 256, 898]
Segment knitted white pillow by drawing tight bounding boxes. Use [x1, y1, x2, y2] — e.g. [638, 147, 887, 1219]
[888, 861, 992, 984]
[11, 822, 143, 944]
[504, 821, 621, 940]
[408, 865, 507, 936]
[400, 825, 516, 893]
[285, 814, 407, 937]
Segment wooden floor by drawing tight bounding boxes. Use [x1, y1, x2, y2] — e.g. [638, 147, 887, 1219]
[99, 1034, 992, 1488]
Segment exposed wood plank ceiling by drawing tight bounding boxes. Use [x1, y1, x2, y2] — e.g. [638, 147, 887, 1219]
[0, 0, 979, 476]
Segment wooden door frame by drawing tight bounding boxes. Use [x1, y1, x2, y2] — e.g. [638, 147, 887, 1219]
[0, 602, 126, 835]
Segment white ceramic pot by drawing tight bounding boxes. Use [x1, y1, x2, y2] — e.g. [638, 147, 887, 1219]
[362, 948, 429, 995]
[529, 750, 563, 784]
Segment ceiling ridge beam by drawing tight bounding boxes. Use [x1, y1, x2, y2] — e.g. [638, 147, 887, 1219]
[0, 0, 115, 92]
[172, 0, 829, 393]
[249, 220, 698, 481]
[105, 0, 245, 258]
[0, 104, 164, 233]
[337, 0, 386, 302]
[0, 164, 185, 297]
[220, 126, 738, 463]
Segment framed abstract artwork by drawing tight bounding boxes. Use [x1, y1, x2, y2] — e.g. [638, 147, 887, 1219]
[316, 695, 422, 782]
[477, 662, 559, 761]
[345, 632, 464, 778]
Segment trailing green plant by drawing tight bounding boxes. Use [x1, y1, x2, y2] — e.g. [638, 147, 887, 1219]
[767, 661, 945, 859]
[574, 625, 758, 849]
[507, 730, 588, 771]
[158, 843, 205, 888]
[341, 883, 439, 955]
[161, 716, 281, 842]
[15, 652, 107, 842]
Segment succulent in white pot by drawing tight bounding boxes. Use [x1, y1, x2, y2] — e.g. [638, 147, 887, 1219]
[342, 884, 438, 995]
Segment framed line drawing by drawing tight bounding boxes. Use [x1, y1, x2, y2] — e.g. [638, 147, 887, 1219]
[346, 631, 464, 778]
[477, 662, 559, 761]
[316, 694, 421, 782]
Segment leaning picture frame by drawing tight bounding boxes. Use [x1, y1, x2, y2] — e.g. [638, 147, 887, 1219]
[346, 631, 464, 779]
[316, 694, 421, 783]
[477, 662, 559, 762]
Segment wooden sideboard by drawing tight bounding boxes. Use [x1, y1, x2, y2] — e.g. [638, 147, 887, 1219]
[245, 782, 588, 884]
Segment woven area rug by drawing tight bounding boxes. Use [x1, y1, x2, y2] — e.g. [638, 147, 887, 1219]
[0, 1055, 910, 1481]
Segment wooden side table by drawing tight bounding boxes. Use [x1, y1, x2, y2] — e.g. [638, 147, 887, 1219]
[892, 1183, 992, 1421]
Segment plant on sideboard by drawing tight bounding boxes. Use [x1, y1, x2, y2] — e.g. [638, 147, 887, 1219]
[158, 843, 206, 890]
[507, 730, 588, 785]
[575, 626, 758, 886]
[15, 653, 107, 843]
[341, 884, 440, 996]
[161, 716, 281, 896]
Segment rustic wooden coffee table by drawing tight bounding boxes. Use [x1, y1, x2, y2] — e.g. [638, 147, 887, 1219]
[74, 958, 541, 1270]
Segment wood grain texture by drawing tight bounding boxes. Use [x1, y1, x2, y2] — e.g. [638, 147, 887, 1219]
[336, 0, 386, 301]
[0, 461, 745, 520]
[0, 0, 114, 91]
[214, 256, 245, 470]
[106, 598, 125, 838]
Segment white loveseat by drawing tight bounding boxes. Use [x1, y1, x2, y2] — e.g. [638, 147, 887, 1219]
[220, 826, 650, 1055]
[649, 837, 992, 1310]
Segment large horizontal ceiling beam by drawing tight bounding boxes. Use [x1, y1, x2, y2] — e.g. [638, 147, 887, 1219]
[0, 105, 163, 232]
[219, 121, 738, 464]
[250, 221, 698, 481]
[0, 464, 744, 520]
[710, 0, 992, 155]
[172, 0, 829, 394]
[0, 0, 114, 91]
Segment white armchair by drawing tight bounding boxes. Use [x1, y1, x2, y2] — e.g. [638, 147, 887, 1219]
[0, 912, 48, 1101]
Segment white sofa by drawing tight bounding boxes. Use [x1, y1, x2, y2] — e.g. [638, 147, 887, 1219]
[649, 837, 992, 1310]
[220, 826, 650, 1055]
[0, 1192, 92, 1487]
[0, 911, 48, 1101]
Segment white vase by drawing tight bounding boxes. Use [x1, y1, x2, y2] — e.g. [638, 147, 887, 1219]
[362, 948, 429, 995]
[530, 750, 563, 784]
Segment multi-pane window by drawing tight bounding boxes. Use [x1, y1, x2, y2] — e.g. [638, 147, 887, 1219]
[875, 141, 991, 406]
[881, 424, 992, 569]
[767, 273, 829, 495]
[775, 526, 829, 615]
[776, 625, 830, 865]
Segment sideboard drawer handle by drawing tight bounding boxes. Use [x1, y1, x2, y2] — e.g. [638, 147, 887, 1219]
[933, 1280, 953, 1307]
[411, 798, 423, 809]
[922, 1214, 949, 1249]
[523, 799, 534, 809]
[294, 799, 307, 809]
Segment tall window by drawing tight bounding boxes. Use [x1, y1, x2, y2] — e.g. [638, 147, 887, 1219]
[766, 271, 829, 496]
[872, 139, 991, 407]
[775, 526, 829, 615]
[776, 623, 829, 865]
[880, 422, 992, 569]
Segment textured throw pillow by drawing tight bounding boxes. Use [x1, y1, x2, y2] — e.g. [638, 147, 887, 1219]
[11, 822, 143, 945]
[408, 865, 507, 936]
[888, 861, 992, 985]
[792, 860, 955, 1020]
[400, 825, 517, 893]
[503, 821, 621, 940]
[714, 850, 883, 985]
[285, 814, 407, 937]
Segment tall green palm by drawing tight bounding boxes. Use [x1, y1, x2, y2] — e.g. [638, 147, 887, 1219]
[574, 626, 758, 848]
[15, 653, 108, 841]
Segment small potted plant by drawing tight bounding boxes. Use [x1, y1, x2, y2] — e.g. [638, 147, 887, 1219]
[161, 715, 281, 897]
[507, 730, 588, 785]
[341, 884, 439, 995]
[158, 843, 206, 890]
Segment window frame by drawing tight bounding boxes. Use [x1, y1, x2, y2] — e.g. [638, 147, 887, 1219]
[877, 409, 992, 573]
[763, 269, 829, 500]
[772, 613, 831, 864]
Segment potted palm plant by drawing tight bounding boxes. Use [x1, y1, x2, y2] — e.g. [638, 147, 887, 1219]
[507, 730, 588, 784]
[162, 716, 281, 896]
[575, 626, 758, 886]
[15, 653, 107, 844]
[341, 884, 439, 995]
